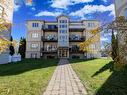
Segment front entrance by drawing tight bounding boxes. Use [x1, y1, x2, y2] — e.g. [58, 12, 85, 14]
[58, 48, 69, 58]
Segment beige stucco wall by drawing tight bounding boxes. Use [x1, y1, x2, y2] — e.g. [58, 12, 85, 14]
[27, 30, 42, 41]
[26, 41, 40, 51]
[27, 21, 44, 31]
[26, 51, 40, 58]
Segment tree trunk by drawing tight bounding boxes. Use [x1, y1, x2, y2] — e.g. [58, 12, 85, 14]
[117, 30, 127, 64]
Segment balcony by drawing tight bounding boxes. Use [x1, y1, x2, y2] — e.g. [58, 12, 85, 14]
[69, 36, 85, 42]
[42, 25, 58, 32]
[69, 46, 83, 53]
[69, 24, 85, 32]
[41, 48, 57, 54]
[41, 36, 58, 42]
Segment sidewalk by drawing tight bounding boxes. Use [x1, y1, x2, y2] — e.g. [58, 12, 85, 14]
[43, 59, 87, 95]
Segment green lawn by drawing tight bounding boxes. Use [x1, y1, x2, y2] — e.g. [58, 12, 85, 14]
[70, 58, 127, 95]
[0, 59, 58, 95]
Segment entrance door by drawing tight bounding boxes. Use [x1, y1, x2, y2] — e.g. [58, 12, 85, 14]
[58, 49, 69, 58]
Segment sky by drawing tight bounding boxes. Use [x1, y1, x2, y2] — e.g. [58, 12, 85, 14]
[12, 0, 115, 44]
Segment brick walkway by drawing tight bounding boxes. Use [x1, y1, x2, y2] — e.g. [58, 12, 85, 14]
[43, 59, 87, 95]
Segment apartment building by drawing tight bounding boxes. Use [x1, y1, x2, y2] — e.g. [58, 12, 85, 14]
[26, 15, 101, 59]
[0, 0, 14, 64]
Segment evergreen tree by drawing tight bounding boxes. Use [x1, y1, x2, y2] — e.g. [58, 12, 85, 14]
[18, 37, 26, 58]
[111, 30, 118, 60]
[9, 36, 15, 56]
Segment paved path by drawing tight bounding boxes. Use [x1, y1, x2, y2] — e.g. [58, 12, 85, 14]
[43, 59, 87, 95]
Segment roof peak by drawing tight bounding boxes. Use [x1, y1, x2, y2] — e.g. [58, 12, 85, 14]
[57, 15, 70, 19]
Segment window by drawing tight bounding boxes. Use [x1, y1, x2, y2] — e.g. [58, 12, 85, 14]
[32, 23, 39, 27]
[36, 23, 39, 27]
[59, 35, 68, 40]
[60, 20, 67, 23]
[88, 23, 91, 27]
[32, 33, 39, 38]
[59, 30, 67, 33]
[46, 45, 57, 51]
[65, 20, 67, 23]
[59, 25, 67, 28]
[125, 8, 127, 19]
[31, 53, 37, 58]
[32, 23, 34, 27]
[31, 44, 38, 49]
[88, 23, 95, 27]
[48, 25, 57, 29]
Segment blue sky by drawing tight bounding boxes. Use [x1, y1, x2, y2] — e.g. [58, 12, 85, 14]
[12, 0, 115, 44]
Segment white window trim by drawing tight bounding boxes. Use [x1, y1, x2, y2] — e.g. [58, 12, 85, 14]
[31, 43, 39, 49]
[32, 33, 39, 38]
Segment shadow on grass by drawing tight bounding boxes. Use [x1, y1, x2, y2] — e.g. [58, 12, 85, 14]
[92, 61, 114, 77]
[70, 59, 127, 95]
[0, 59, 58, 76]
[69, 58, 97, 64]
[93, 62, 127, 95]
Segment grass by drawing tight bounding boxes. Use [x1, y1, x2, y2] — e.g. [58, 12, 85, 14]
[0, 59, 58, 95]
[70, 58, 127, 95]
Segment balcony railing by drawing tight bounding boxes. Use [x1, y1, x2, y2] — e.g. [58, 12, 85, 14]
[69, 25, 85, 32]
[41, 36, 58, 42]
[69, 46, 83, 53]
[41, 48, 57, 53]
[69, 36, 85, 42]
[42, 25, 58, 32]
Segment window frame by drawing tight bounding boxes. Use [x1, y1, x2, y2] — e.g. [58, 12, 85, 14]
[31, 43, 39, 49]
[32, 33, 39, 38]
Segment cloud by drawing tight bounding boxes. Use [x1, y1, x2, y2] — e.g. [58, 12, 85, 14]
[25, 0, 33, 6]
[14, 3, 21, 12]
[71, 0, 94, 4]
[102, 0, 107, 2]
[51, 0, 69, 9]
[31, 7, 36, 11]
[14, 0, 34, 12]
[101, 37, 109, 41]
[35, 11, 62, 17]
[70, 4, 115, 19]
[50, 0, 94, 9]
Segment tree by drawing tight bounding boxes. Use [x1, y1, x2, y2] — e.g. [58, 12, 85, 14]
[106, 16, 127, 70]
[18, 37, 26, 58]
[9, 36, 15, 56]
[101, 42, 111, 57]
[0, 18, 11, 53]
